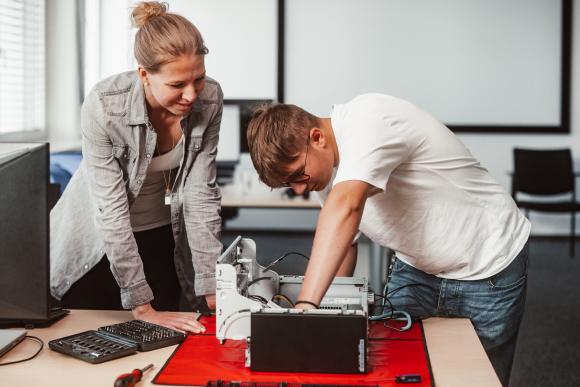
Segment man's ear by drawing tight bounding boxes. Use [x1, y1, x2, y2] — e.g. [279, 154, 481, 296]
[309, 127, 325, 148]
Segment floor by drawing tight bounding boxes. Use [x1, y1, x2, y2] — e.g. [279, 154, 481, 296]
[509, 237, 580, 387]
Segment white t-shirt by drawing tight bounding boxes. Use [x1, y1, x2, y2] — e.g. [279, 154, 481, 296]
[317, 94, 530, 280]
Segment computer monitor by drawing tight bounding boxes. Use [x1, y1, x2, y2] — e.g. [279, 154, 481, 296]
[0, 142, 68, 327]
[224, 99, 273, 154]
[215, 104, 241, 185]
[217, 104, 241, 164]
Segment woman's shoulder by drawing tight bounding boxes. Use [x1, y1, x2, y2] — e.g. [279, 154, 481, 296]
[83, 71, 138, 115]
[87, 71, 137, 97]
[199, 76, 223, 106]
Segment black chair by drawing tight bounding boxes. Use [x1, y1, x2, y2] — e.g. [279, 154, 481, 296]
[512, 148, 580, 256]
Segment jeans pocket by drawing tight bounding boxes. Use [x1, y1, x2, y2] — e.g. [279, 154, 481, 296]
[488, 273, 526, 290]
[392, 257, 409, 273]
[487, 247, 528, 290]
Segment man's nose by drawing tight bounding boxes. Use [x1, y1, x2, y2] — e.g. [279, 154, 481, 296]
[290, 182, 307, 195]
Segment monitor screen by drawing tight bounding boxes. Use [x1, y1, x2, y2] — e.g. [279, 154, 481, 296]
[223, 99, 273, 154]
[217, 104, 241, 163]
[0, 143, 51, 322]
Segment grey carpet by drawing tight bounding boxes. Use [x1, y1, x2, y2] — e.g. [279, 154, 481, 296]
[510, 237, 580, 387]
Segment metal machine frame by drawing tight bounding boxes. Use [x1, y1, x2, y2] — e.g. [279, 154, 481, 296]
[215, 236, 372, 373]
[215, 236, 372, 342]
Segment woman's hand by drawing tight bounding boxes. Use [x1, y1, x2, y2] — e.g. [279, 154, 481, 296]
[205, 294, 216, 310]
[132, 303, 206, 334]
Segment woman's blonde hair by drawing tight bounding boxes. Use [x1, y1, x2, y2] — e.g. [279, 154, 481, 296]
[131, 1, 208, 73]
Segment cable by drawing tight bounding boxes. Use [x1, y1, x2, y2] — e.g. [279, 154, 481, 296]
[382, 296, 395, 319]
[372, 294, 393, 316]
[0, 335, 44, 366]
[372, 281, 394, 319]
[248, 294, 268, 304]
[370, 294, 394, 319]
[262, 251, 310, 271]
[369, 282, 434, 332]
[382, 281, 389, 310]
[367, 281, 412, 331]
[384, 311, 413, 332]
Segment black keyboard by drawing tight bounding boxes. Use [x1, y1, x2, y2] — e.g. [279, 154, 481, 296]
[98, 320, 185, 351]
[49, 320, 186, 363]
[48, 330, 138, 364]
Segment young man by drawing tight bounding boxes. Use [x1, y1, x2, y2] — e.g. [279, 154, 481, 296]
[247, 94, 530, 386]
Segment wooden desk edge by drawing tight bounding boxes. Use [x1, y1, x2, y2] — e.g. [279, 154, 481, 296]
[423, 317, 502, 387]
[3, 311, 501, 387]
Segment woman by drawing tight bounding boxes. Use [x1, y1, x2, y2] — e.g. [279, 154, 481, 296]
[50, 1, 222, 333]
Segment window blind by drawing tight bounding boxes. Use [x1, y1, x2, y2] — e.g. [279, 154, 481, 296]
[0, 0, 45, 135]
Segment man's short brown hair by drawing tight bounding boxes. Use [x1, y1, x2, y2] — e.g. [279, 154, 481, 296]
[247, 103, 320, 188]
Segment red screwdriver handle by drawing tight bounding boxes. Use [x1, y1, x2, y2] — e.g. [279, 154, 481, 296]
[114, 369, 143, 387]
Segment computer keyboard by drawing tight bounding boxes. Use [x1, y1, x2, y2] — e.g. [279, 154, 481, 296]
[49, 320, 186, 363]
[98, 320, 185, 351]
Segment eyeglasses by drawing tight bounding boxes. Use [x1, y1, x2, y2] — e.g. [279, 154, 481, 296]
[281, 139, 310, 188]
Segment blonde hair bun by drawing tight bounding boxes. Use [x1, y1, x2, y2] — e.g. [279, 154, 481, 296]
[131, 1, 207, 71]
[131, 1, 168, 28]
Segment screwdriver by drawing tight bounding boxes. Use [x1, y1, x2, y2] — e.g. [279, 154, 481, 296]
[114, 363, 154, 387]
[384, 374, 422, 383]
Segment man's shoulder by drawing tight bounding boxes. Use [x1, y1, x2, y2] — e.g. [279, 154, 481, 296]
[333, 93, 401, 131]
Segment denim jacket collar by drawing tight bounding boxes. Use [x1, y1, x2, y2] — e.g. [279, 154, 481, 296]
[127, 75, 203, 126]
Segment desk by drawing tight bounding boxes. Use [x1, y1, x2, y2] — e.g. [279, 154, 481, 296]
[1, 310, 500, 387]
[221, 189, 319, 209]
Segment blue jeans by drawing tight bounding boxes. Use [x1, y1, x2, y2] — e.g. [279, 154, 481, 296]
[387, 242, 529, 387]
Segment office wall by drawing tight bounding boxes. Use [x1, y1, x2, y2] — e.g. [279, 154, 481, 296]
[166, 0, 277, 100]
[286, 0, 562, 128]
[455, 0, 579, 236]
[45, 1, 579, 235]
[91, 0, 277, 100]
[46, 0, 81, 145]
[232, 1, 580, 235]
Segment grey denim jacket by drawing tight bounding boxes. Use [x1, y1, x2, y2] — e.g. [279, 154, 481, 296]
[50, 71, 223, 309]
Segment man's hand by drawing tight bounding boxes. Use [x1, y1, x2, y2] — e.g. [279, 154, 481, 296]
[132, 303, 206, 334]
[205, 294, 216, 310]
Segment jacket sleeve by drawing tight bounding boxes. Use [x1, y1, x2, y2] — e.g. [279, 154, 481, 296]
[182, 86, 224, 296]
[80, 92, 154, 309]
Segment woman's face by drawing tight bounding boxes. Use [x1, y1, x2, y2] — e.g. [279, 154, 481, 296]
[141, 54, 206, 116]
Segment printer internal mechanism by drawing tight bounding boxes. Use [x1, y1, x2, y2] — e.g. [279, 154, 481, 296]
[215, 236, 373, 374]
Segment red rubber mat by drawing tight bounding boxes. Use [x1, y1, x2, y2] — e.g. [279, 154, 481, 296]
[153, 315, 433, 386]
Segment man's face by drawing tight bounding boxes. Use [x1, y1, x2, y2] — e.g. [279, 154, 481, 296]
[141, 54, 206, 116]
[284, 131, 334, 194]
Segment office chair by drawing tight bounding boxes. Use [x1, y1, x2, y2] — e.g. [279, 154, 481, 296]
[512, 148, 580, 257]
